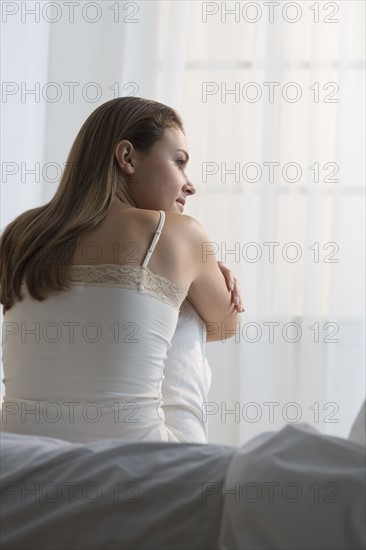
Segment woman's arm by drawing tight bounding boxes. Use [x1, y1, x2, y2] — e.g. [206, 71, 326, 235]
[184, 216, 241, 342]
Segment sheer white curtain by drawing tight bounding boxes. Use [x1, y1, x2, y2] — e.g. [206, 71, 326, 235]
[1, 1, 365, 446]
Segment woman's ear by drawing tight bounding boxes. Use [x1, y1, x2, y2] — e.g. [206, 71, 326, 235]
[115, 140, 136, 174]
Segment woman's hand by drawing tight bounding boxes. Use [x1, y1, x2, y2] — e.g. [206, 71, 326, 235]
[217, 261, 245, 313]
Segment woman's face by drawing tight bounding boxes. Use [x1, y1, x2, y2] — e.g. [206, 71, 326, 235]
[115, 126, 195, 213]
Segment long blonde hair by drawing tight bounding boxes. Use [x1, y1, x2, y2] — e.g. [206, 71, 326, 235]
[0, 97, 184, 313]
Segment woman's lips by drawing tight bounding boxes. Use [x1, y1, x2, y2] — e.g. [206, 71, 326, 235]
[176, 201, 184, 212]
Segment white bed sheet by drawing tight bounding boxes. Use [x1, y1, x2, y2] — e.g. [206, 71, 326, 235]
[1, 414, 365, 550]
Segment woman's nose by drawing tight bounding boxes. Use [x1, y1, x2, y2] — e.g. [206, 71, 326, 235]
[184, 179, 196, 195]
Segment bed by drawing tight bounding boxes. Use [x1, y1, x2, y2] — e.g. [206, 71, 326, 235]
[1, 403, 365, 550]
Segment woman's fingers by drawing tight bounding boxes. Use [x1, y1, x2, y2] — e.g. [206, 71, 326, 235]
[232, 278, 245, 312]
[217, 262, 245, 312]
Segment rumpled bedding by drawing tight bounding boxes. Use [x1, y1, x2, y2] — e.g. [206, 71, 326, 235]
[1, 402, 365, 550]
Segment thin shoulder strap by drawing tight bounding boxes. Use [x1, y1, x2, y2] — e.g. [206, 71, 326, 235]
[142, 210, 166, 268]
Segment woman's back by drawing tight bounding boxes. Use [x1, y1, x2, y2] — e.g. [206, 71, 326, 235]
[1, 207, 189, 443]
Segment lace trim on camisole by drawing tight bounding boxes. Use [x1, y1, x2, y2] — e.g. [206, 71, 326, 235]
[67, 264, 188, 312]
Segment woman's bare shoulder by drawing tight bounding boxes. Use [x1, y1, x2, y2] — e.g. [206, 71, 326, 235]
[163, 211, 206, 238]
[121, 207, 199, 236]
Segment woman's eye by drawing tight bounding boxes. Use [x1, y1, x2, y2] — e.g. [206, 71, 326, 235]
[176, 159, 185, 167]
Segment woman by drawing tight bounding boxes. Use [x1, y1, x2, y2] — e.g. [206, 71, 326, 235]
[0, 97, 243, 443]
